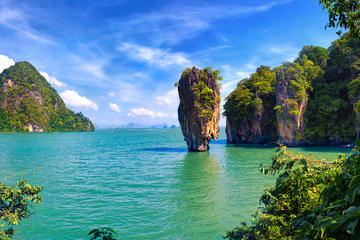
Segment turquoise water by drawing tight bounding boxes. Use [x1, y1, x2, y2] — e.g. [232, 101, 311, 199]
[0, 129, 349, 239]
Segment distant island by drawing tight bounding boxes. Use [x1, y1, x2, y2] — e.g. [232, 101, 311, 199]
[0, 62, 94, 132]
[224, 37, 360, 146]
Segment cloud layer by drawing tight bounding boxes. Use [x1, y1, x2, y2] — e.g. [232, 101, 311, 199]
[127, 108, 168, 118]
[119, 43, 191, 68]
[109, 103, 121, 113]
[0, 55, 15, 73]
[40, 71, 67, 87]
[60, 90, 98, 110]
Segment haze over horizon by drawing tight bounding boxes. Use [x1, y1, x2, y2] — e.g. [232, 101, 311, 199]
[0, 0, 340, 127]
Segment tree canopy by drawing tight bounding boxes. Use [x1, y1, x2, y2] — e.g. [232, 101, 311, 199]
[320, 0, 360, 39]
[0, 180, 43, 239]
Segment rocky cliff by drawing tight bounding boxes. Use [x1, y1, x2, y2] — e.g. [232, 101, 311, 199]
[178, 66, 221, 151]
[0, 61, 94, 132]
[224, 66, 277, 144]
[224, 43, 351, 146]
[274, 63, 310, 146]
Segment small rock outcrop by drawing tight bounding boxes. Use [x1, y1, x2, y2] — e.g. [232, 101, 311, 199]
[178, 66, 221, 152]
[275, 63, 309, 146]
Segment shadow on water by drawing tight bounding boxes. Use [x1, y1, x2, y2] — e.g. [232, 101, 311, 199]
[137, 147, 188, 152]
[225, 143, 276, 149]
[210, 139, 227, 145]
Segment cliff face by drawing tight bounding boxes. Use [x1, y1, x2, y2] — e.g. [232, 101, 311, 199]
[0, 62, 94, 132]
[275, 64, 309, 146]
[225, 97, 276, 144]
[224, 48, 326, 146]
[224, 66, 277, 144]
[178, 66, 221, 152]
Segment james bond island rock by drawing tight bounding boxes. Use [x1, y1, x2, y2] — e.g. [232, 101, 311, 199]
[224, 66, 277, 144]
[0, 61, 95, 132]
[177, 66, 221, 152]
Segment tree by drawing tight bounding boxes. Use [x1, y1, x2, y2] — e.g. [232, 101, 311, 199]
[88, 227, 117, 240]
[320, 0, 360, 39]
[0, 180, 43, 239]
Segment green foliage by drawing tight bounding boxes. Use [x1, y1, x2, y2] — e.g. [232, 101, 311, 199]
[0, 62, 94, 132]
[223, 66, 276, 124]
[193, 81, 216, 119]
[88, 227, 117, 240]
[0, 180, 43, 239]
[203, 66, 223, 83]
[223, 146, 341, 240]
[276, 57, 319, 104]
[293, 150, 360, 239]
[296, 46, 329, 67]
[249, 66, 276, 95]
[320, 0, 360, 39]
[183, 67, 222, 120]
[224, 84, 254, 121]
[304, 38, 360, 143]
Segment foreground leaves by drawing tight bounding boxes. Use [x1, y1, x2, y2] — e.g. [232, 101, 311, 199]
[223, 146, 355, 240]
[88, 227, 117, 240]
[0, 180, 43, 239]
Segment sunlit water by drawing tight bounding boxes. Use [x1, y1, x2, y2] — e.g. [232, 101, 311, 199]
[0, 129, 349, 239]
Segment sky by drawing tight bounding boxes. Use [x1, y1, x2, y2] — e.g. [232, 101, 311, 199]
[0, 0, 340, 127]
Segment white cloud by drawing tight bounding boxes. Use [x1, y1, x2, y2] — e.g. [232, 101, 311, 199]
[127, 108, 169, 118]
[236, 71, 252, 79]
[112, 1, 293, 45]
[118, 43, 191, 68]
[81, 63, 106, 78]
[0, 7, 55, 45]
[109, 103, 121, 113]
[0, 55, 15, 73]
[268, 45, 299, 62]
[156, 88, 178, 106]
[40, 71, 67, 87]
[60, 90, 98, 110]
[108, 92, 115, 97]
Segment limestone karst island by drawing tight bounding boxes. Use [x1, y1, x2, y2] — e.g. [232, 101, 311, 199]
[1, 1, 360, 240]
[0, 62, 94, 132]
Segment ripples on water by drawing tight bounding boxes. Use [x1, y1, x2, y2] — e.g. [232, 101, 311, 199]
[0, 129, 349, 239]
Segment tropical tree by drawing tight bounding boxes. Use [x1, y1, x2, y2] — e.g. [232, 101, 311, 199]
[320, 0, 360, 39]
[0, 180, 43, 239]
[88, 227, 118, 240]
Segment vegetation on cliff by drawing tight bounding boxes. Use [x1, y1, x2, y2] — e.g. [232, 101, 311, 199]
[224, 146, 360, 240]
[224, 66, 276, 123]
[183, 67, 222, 119]
[304, 38, 359, 143]
[178, 66, 221, 151]
[224, 37, 360, 145]
[0, 62, 94, 132]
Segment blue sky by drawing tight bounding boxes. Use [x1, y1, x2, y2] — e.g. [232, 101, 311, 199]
[0, 0, 339, 127]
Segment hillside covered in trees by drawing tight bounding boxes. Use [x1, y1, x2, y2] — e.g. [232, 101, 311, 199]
[224, 37, 360, 146]
[0, 62, 94, 132]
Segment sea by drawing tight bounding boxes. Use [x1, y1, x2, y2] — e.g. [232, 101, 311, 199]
[0, 128, 350, 239]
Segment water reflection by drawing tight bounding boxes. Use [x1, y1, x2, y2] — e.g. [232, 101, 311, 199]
[169, 152, 226, 239]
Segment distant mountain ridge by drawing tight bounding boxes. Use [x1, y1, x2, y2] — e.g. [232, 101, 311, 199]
[0, 61, 94, 132]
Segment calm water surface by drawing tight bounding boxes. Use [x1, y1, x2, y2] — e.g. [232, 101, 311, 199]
[0, 129, 349, 239]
